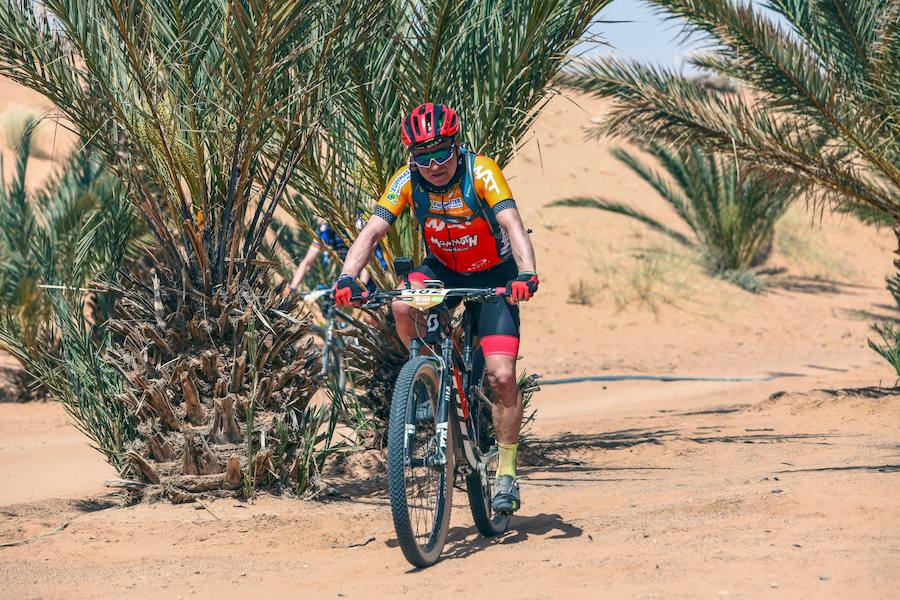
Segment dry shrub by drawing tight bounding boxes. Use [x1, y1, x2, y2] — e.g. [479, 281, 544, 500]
[590, 246, 696, 315]
[567, 279, 593, 306]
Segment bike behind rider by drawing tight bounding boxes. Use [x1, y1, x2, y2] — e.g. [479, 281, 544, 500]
[334, 103, 539, 513]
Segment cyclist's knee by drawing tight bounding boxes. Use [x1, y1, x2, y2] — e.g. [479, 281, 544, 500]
[486, 360, 517, 400]
[392, 300, 417, 338]
[391, 298, 408, 320]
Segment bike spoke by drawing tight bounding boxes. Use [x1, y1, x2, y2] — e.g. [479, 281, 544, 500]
[403, 381, 443, 547]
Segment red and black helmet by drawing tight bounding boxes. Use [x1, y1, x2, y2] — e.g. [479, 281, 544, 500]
[401, 102, 460, 148]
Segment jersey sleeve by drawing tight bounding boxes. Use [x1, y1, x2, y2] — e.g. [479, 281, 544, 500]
[374, 165, 412, 225]
[310, 223, 328, 248]
[472, 156, 514, 209]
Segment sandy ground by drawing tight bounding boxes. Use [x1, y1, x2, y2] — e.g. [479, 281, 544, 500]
[1, 87, 899, 598]
[0, 76, 78, 191]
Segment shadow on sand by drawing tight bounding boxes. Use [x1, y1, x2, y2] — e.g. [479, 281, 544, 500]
[442, 512, 582, 561]
[523, 427, 840, 459]
[778, 464, 900, 474]
[387, 512, 584, 566]
[813, 385, 900, 398]
[841, 308, 900, 324]
[0, 366, 46, 403]
[762, 274, 873, 295]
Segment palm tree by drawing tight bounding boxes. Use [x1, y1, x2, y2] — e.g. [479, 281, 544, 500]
[558, 0, 898, 227]
[558, 0, 898, 371]
[551, 143, 799, 289]
[0, 119, 143, 399]
[0, 122, 51, 392]
[284, 0, 614, 442]
[0, 119, 141, 462]
[0, 0, 379, 500]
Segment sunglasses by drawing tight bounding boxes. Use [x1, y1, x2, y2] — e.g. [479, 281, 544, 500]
[410, 144, 456, 168]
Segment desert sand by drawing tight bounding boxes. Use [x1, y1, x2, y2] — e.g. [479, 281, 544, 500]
[1, 87, 898, 599]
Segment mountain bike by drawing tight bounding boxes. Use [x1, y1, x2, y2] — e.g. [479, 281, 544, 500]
[357, 257, 512, 568]
[302, 288, 355, 399]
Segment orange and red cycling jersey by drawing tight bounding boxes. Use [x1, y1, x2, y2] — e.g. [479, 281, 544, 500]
[374, 155, 516, 274]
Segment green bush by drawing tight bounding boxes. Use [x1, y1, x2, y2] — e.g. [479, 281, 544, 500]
[0, 126, 140, 465]
[0, 122, 141, 391]
[552, 143, 798, 289]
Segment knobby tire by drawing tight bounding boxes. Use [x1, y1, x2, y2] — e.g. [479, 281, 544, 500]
[387, 357, 454, 567]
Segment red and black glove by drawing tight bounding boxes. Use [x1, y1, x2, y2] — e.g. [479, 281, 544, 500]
[334, 274, 363, 306]
[506, 271, 539, 301]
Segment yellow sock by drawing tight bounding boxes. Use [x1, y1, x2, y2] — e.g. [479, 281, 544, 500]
[497, 442, 518, 478]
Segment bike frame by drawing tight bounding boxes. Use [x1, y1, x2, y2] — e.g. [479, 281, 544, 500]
[310, 297, 354, 379]
[406, 297, 486, 473]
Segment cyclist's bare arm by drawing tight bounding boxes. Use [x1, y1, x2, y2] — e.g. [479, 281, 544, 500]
[496, 208, 537, 274]
[287, 243, 321, 291]
[340, 215, 391, 278]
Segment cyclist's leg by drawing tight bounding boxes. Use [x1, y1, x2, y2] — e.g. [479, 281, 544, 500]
[469, 260, 523, 448]
[471, 262, 523, 512]
[478, 301, 522, 450]
[392, 257, 443, 346]
[480, 306, 523, 513]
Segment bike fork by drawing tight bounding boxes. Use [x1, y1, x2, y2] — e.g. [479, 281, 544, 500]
[431, 341, 454, 468]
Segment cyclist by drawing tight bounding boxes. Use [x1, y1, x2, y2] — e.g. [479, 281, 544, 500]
[283, 218, 385, 297]
[334, 102, 539, 514]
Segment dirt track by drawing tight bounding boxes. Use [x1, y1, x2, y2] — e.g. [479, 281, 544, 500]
[1, 361, 898, 599]
[1, 89, 899, 598]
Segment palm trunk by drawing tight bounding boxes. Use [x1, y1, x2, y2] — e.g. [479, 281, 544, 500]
[106, 270, 323, 502]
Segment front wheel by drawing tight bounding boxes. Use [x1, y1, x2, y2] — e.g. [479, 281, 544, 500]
[387, 356, 454, 567]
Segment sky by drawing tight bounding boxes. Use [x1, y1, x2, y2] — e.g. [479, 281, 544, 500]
[578, 1, 709, 72]
[579, 1, 787, 72]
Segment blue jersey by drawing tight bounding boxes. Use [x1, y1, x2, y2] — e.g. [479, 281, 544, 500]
[312, 223, 387, 268]
[311, 223, 350, 260]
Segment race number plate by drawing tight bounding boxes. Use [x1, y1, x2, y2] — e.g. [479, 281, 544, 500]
[398, 288, 450, 309]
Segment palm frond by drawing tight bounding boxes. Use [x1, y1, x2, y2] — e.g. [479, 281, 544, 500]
[0, 0, 382, 291]
[868, 321, 900, 377]
[559, 0, 899, 224]
[286, 0, 613, 269]
[553, 143, 799, 278]
[550, 196, 694, 247]
[0, 123, 139, 406]
[611, 146, 698, 238]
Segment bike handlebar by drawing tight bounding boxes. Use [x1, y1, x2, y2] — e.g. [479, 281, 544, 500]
[346, 286, 508, 307]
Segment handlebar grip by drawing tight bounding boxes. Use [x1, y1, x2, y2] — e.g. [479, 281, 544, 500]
[495, 287, 507, 295]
